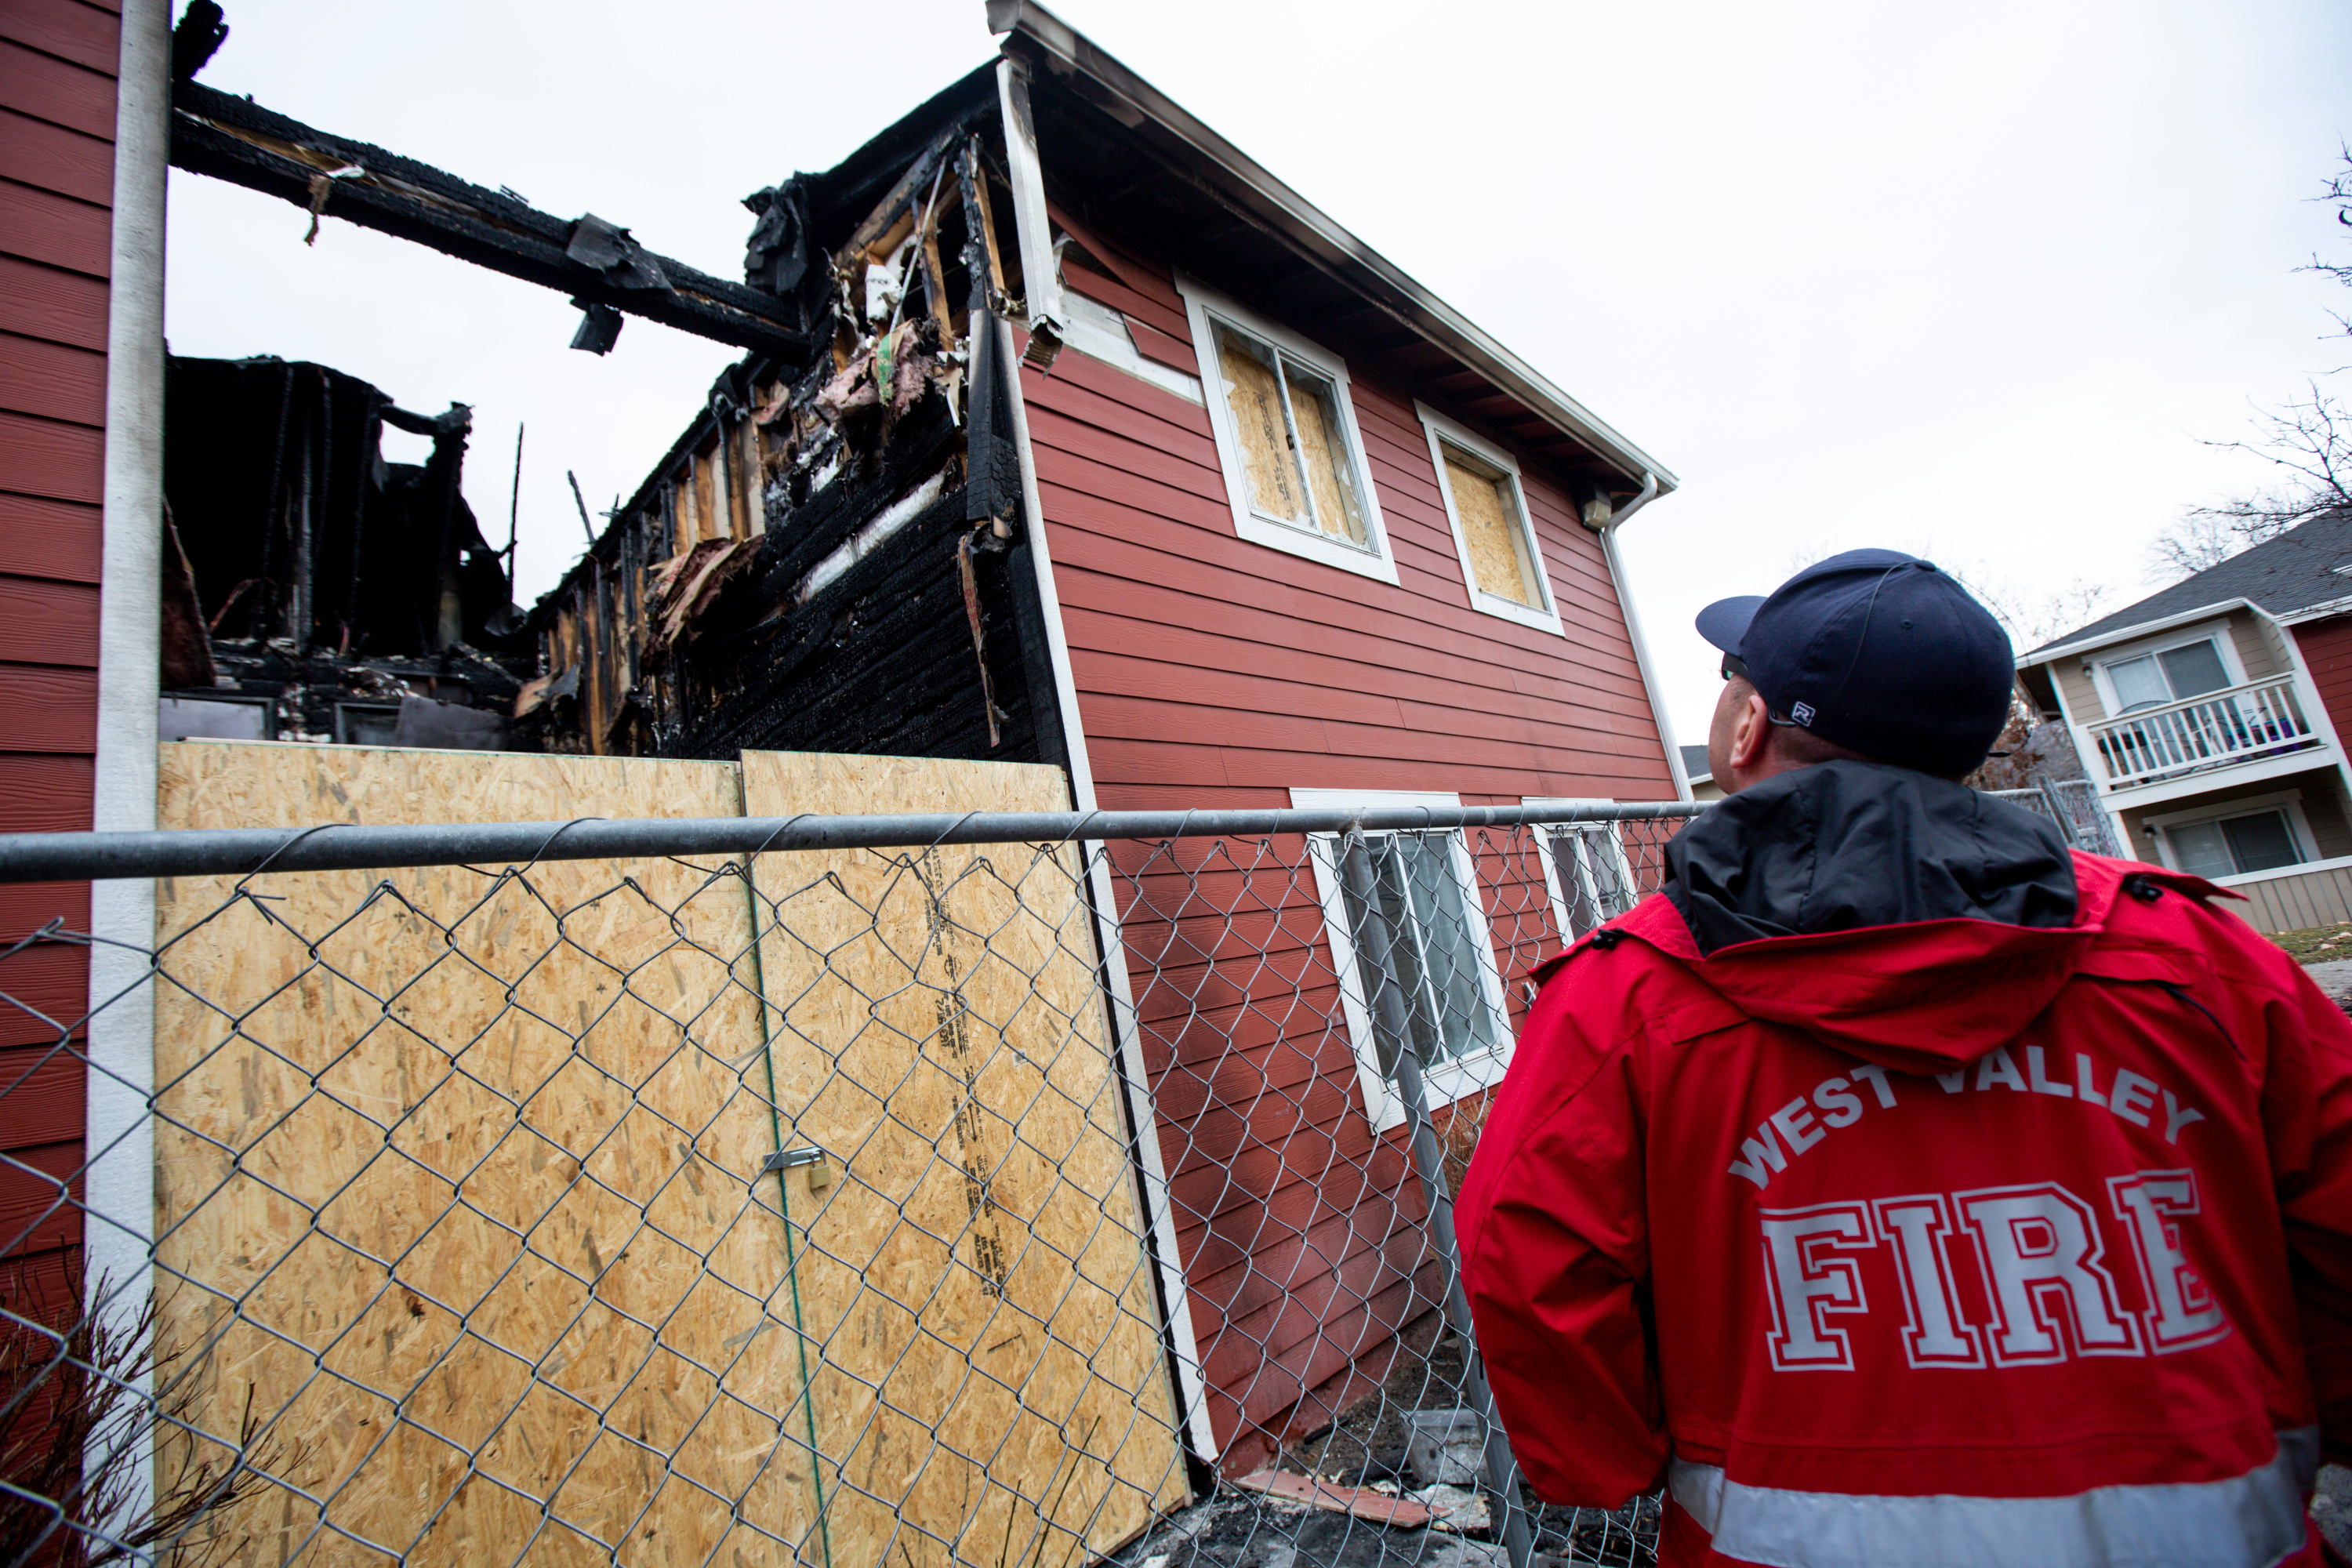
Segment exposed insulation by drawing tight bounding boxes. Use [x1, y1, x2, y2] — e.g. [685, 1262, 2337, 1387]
[739, 750, 1186, 1568]
[1444, 448, 1541, 608]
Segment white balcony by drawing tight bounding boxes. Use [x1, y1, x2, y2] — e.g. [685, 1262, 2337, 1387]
[2087, 675, 2323, 789]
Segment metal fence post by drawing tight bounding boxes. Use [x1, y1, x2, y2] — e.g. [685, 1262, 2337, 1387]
[1339, 827, 1535, 1568]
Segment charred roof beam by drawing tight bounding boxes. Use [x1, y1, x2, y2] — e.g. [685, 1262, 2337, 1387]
[169, 80, 819, 363]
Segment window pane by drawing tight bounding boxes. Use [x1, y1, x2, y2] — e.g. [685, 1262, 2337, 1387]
[1581, 828, 1635, 920]
[2158, 640, 2230, 700]
[2106, 655, 2170, 713]
[2222, 811, 2300, 874]
[1213, 324, 1309, 526]
[2165, 821, 2235, 879]
[1282, 362, 1371, 548]
[1396, 833, 1501, 1065]
[1443, 446, 1543, 608]
[1339, 841, 1432, 1076]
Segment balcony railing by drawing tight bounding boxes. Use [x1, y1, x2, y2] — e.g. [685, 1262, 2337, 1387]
[2087, 674, 2322, 788]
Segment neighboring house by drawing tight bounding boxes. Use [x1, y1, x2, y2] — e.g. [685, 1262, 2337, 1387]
[2016, 510, 2352, 931]
[1681, 742, 1722, 800]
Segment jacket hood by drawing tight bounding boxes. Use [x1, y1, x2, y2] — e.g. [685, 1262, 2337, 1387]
[1645, 761, 2100, 1072]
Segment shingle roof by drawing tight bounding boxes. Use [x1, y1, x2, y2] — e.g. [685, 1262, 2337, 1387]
[1680, 743, 1711, 783]
[2022, 509, 2352, 659]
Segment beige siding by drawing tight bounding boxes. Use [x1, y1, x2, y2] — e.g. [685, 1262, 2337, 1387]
[2228, 864, 2352, 933]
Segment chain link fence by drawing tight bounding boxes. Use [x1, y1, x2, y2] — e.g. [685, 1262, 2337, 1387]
[1987, 779, 2121, 857]
[0, 800, 1700, 1568]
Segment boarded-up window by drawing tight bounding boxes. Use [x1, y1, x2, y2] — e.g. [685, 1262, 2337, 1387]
[1418, 404, 1562, 633]
[1209, 320, 1370, 549]
[1443, 445, 1542, 608]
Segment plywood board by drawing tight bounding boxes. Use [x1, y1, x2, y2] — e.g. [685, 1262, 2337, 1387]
[152, 742, 819, 1567]
[1445, 453, 1538, 608]
[740, 751, 1185, 1568]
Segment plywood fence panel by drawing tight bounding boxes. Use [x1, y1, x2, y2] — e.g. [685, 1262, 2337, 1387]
[739, 750, 1184, 1568]
[152, 742, 817, 1568]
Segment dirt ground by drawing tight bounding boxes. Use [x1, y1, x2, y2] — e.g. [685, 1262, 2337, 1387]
[2267, 920, 2352, 963]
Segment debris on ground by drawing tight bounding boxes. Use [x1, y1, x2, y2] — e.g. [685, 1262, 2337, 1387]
[1229, 1470, 1434, 1530]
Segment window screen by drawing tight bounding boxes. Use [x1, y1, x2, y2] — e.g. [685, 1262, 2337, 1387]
[2107, 638, 2230, 712]
[1338, 833, 1502, 1077]
[1210, 319, 1370, 549]
[2158, 640, 2230, 700]
[1551, 826, 1636, 937]
[2105, 654, 2171, 713]
[2165, 808, 2302, 878]
[2221, 811, 2300, 873]
[1442, 443, 1544, 609]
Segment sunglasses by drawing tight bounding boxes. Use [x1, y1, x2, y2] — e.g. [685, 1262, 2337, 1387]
[1720, 652, 1751, 683]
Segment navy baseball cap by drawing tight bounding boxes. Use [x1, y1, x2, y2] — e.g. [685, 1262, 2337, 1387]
[1696, 549, 2014, 777]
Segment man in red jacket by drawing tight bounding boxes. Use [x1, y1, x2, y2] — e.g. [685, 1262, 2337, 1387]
[1457, 549, 2352, 1567]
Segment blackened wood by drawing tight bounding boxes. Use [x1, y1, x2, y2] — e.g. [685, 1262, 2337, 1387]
[169, 80, 816, 361]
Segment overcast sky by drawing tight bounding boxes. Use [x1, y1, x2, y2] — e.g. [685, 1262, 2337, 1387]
[163, 0, 2352, 757]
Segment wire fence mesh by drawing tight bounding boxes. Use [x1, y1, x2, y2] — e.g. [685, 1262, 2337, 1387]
[0, 804, 1701, 1568]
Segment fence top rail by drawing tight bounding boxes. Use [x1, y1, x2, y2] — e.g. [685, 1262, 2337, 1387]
[0, 799, 1707, 884]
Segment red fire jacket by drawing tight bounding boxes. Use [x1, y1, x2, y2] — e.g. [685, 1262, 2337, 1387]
[1458, 851, 2352, 1568]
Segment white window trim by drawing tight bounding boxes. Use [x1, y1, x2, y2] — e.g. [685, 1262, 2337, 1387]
[1177, 276, 1399, 586]
[1290, 786, 1513, 1133]
[1415, 402, 1563, 636]
[2143, 788, 2316, 875]
[1522, 797, 1642, 942]
[2088, 618, 2248, 717]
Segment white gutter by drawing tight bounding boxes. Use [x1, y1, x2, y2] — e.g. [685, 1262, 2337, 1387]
[2018, 599, 2249, 668]
[86, 0, 170, 1542]
[1588, 476, 1691, 800]
[983, 0, 1675, 495]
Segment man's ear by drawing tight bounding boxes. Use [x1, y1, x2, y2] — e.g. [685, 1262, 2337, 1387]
[1726, 689, 1770, 775]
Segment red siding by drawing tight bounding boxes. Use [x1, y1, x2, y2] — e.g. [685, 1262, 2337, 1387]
[0, 0, 114, 1318]
[2294, 615, 2352, 753]
[1022, 229, 1671, 1468]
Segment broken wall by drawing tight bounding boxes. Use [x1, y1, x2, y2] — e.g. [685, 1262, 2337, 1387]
[526, 84, 1065, 783]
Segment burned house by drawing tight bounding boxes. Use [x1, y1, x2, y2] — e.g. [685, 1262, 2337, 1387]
[160, 354, 529, 747]
[516, 69, 1058, 765]
[514, 2, 1692, 1478]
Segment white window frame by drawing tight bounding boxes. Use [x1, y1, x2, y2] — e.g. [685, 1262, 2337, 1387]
[2143, 788, 2316, 877]
[1523, 799, 1642, 942]
[1415, 403, 1563, 635]
[2089, 619, 2248, 718]
[1291, 787, 1513, 1133]
[1178, 277, 1398, 586]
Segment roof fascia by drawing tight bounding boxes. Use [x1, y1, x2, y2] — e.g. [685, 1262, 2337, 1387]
[984, 0, 1676, 498]
[2018, 598, 2252, 667]
[2274, 592, 2352, 627]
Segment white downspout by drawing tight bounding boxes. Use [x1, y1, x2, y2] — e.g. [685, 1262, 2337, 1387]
[1588, 474, 1690, 801]
[86, 0, 169, 1546]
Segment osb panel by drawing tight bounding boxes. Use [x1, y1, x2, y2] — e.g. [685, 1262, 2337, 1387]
[1445, 454, 1537, 608]
[740, 751, 1185, 1568]
[1212, 325, 1303, 526]
[152, 742, 820, 1567]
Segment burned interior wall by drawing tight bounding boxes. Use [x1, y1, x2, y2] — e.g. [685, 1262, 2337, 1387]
[163, 355, 532, 746]
[524, 76, 1067, 779]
